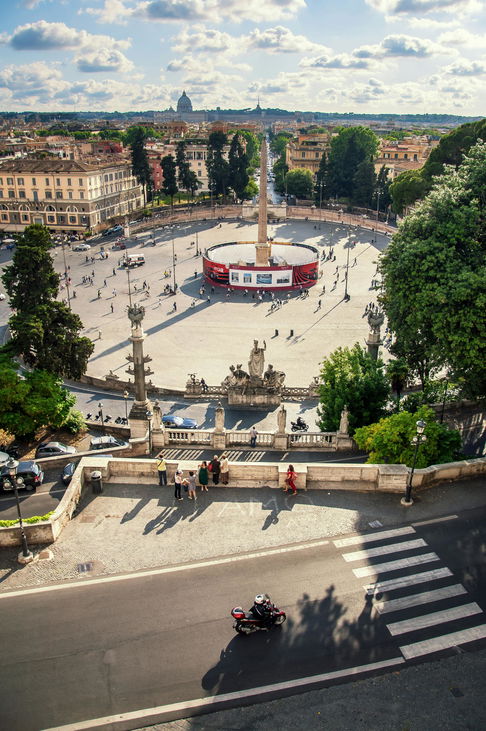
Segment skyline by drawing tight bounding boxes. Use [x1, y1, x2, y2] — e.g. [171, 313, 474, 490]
[0, 1, 485, 116]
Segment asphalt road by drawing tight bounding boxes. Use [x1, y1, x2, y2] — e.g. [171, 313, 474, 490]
[1, 510, 486, 731]
[0, 468, 67, 520]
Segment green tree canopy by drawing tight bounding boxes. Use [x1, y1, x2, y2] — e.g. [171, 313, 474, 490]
[314, 152, 329, 204]
[354, 405, 461, 467]
[327, 126, 379, 199]
[2, 225, 94, 379]
[160, 154, 178, 205]
[352, 158, 376, 207]
[379, 140, 486, 396]
[285, 168, 314, 199]
[228, 133, 250, 201]
[128, 126, 153, 202]
[385, 358, 410, 410]
[317, 343, 390, 435]
[0, 355, 77, 437]
[175, 140, 192, 192]
[207, 131, 230, 198]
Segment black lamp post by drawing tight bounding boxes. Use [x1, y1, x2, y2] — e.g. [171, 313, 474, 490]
[123, 390, 129, 422]
[4, 457, 33, 562]
[98, 401, 104, 431]
[146, 409, 153, 455]
[401, 419, 427, 506]
[195, 228, 199, 257]
[343, 244, 351, 302]
[172, 236, 177, 292]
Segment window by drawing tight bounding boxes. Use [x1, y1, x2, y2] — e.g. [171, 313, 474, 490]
[67, 178, 72, 186]
[1, 214, 7, 221]
[68, 192, 73, 199]
[45, 191, 52, 199]
[231, 271, 240, 283]
[17, 178, 24, 185]
[243, 272, 252, 284]
[7, 177, 13, 185]
[19, 191, 26, 198]
[302, 152, 306, 158]
[413, 154, 418, 161]
[8, 190, 15, 198]
[0, 191, 3, 198]
[47, 215, 55, 223]
[404, 153, 408, 160]
[56, 178, 61, 186]
[56, 191, 63, 199]
[45, 178, 49, 185]
[315, 153, 319, 158]
[79, 178, 83, 186]
[69, 215, 76, 224]
[79, 191, 84, 199]
[394, 153, 398, 159]
[0, 178, 2, 185]
[22, 214, 29, 222]
[58, 215, 65, 224]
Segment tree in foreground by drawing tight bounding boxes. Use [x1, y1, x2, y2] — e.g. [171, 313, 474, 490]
[327, 126, 379, 199]
[2, 225, 94, 380]
[317, 343, 390, 435]
[128, 126, 153, 203]
[0, 355, 81, 437]
[385, 358, 410, 411]
[379, 140, 486, 397]
[354, 405, 461, 467]
[228, 134, 249, 201]
[206, 131, 230, 199]
[160, 154, 178, 206]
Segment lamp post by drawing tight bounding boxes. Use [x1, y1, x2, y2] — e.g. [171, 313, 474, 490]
[195, 228, 199, 257]
[401, 419, 427, 506]
[61, 240, 71, 309]
[98, 401, 104, 431]
[3, 457, 33, 563]
[172, 236, 177, 292]
[123, 390, 129, 422]
[343, 244, 351, 302]
[376, 189, 381, 222]
[146, 409, 153, 455]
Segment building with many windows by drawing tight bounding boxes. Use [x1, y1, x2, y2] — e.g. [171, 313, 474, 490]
[285, 133, 330, 177]
[0, 158, 143, 234]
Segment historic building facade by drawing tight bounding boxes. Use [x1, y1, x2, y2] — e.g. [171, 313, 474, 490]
[285, 133, 331, 177]
[0, 158, 143, 234]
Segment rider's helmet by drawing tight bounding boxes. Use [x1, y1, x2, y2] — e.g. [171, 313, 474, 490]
[254, 594, 266, 604]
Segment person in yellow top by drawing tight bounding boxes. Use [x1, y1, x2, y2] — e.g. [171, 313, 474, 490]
[156, 455, 167, 485]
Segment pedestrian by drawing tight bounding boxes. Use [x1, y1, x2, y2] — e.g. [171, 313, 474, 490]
[198, 461, 209, 492]
[103, 278, 107, 287]
[173, 301, 177, 312]
[184, 471, 197, 500]
[206, 296, 210, 304]
[110, 302, 114, 313]
[210, 455, 221, 485]
[156, 454, 167, 485]
[174, 468, 183, 501]
[112, 288, 117, 297]
[249, 425, 257, 448]
[113, 267, 116, 276]
[194, 271, 197, 279]
[97, 289, 101, 299]
[98, 329, 102, 340]
[284, 464, 298, 495]
[220, 454, 229, 485]
[92, 270, 95, 278]
[317, 299, 321, 310]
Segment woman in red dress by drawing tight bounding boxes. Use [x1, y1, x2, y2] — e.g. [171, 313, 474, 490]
[285, 464, 297, 495]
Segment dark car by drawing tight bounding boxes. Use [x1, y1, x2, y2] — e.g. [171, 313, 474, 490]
[90, 436, 128, 450]
[161, 415, 198, 429]
[0, 461, 44, 493]
[35, 441, 77, 459]
[61, 462, 76, 485]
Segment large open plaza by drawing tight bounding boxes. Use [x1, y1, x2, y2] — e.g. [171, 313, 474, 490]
[28, 216, 390, 392]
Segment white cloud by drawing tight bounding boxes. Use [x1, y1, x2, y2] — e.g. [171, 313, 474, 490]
[172, 26, 239, 55]
[0, 61, 68, 102]
[75, 49, 134, 74]
[84, 0, 133, 25]
[355, 34, 447, 58]
[365, 0, 480, 15]
[248, 72, 310, 95]
[300, 53, 371, 70]
[247, 26, 329, 54]
[444, 59, 486, 75]
[6, 21, 131, 53]
[438, 28, 486, 47]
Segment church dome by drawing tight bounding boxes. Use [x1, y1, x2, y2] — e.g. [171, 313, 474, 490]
[177, 90, 193, 113]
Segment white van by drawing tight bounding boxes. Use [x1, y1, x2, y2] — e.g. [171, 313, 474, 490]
[122, 254, 145, 267]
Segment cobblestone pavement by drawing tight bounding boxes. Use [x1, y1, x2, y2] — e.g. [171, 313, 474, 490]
[0, 475, 484, 592]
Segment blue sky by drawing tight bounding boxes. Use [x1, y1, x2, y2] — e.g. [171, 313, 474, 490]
[0, 0, 485, 114]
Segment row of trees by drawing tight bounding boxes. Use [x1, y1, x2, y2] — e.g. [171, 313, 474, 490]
[0, 224, 91, 437]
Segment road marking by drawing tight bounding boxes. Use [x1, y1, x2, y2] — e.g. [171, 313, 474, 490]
[400, 625, 486, 660]
[353, 552, 439, 578]
[374, 584, 467, 614]
[334, 526, 415, 548]
[412, 515, 459, 527]
[364, 567, 453, 595]
[41, 656, 405, 731]
[342, 539, 426, 562]
[387, 602, 482, 636]
[0, 538, 330, 598]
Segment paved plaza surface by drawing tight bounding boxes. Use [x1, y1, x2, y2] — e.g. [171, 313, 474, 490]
[4, 218, 388, 391]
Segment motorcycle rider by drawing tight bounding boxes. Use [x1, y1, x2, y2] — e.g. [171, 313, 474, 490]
[296, 416, 306, 429]
[251, 594, 273, 627]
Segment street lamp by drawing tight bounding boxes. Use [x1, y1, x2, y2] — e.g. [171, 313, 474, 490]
[123, 390, 129, 422]
[61, 240, 71, 309]
[343, 244, 351, 302]
[3, 457, 33, 563]
[401, 419, 427, 506]
[172, 236, 177, 293]
[146, 409, 153, 455]
[195, 228, 199, 257]
[98, 401, 104, 431]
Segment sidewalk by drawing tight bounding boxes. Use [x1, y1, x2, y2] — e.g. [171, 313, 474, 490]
[0, 475, 484, 590]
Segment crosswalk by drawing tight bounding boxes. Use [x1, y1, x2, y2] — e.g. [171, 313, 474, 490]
[334, 525, 486, 662]
[160, 448, 267, 462]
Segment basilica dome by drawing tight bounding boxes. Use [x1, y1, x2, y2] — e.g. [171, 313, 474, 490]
[177, 90, 193, 113]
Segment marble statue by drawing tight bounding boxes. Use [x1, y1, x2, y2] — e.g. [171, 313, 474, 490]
[277, 404, 287, 433]
[367, 309, 385, 335]
[248, 339, 266, 379]
[263, 364, 285, 391]
[128, 303, 145, 328]
[339, 406, 350, 434]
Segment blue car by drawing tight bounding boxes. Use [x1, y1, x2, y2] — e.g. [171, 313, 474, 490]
[162, 415, 198, 429]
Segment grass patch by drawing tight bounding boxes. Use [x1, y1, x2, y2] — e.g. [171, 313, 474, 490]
[0, 511, 54, 528]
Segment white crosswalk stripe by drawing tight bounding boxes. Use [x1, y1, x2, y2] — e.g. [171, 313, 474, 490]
[335, 525, 486, 663]
[343, 539, 426, 562]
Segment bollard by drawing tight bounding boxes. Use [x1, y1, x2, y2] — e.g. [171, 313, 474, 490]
[91, 470, 103, 494]
[290, 329, 294, 337]
[275, 329, 279, 337]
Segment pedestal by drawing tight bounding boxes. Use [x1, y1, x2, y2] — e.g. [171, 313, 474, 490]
[227, 385, 281, 410]
[129, 400, 152, 439]
[274, 433, 288, 450]
[212, 432, 226, 450]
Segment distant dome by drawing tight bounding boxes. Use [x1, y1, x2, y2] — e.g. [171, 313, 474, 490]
[177, 91, 193, 113]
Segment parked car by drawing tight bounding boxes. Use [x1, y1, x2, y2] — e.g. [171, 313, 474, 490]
[90, 436, 128, 450]
[61, 462, 76, 485]
[112, 239, 126, 250]
[73, 243, 91, 251]
[35, 441, 77, 459]
[161, 415, 198, 429]
[0, 461, 44, 493]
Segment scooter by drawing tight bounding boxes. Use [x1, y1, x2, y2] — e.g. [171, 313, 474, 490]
[231, 596, 286, 635]
[291, 419, 309, 432]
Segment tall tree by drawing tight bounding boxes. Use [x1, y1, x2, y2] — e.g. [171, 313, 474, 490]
[314, 152, 329, 205]
[327, 126, 378, 199]
[379, 140, 486, 396]
[352, 157, 376, 207]
[285, 168, 314, 199]
[175, 140, 192, 192]
[206, 131, 230, 198]
[128, 126, 153, 203]
[2, 224, 93, 379]
[160, 154, 178, 207]
[373, 164, 392, 216]
[228, 133, 249, 201]
[385, 358, 410, 411]
[317, 343, 390, 435]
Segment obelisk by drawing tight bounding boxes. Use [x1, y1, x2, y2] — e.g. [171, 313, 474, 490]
[255, 139, 271, 266]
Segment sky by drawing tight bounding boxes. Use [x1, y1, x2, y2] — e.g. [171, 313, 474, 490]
[0, 0, 485, 115]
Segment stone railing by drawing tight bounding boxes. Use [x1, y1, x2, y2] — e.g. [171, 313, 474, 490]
[225, 430, 275, 447]
[289, 432, 336, 449]
[165, 428, 213, 445]
[152, 427, 346, 451]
